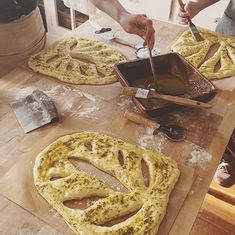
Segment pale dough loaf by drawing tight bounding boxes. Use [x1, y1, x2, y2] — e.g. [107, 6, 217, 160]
[33, 132, 180, 235]
[28, 37, 126, 85]
[171, 29, 235, 80]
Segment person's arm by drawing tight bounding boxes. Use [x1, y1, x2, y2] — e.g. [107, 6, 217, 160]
[89, 0, 155, 48]
[177, 0, 220, 25]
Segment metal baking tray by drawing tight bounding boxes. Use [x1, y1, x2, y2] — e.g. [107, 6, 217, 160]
[114, 52, 216, 116]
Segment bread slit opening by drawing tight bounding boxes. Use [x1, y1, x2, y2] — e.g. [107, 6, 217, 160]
[97, 209, 141, 227]
[198, 43, 220, 67]
[46, 55, 59, 64]
[68, 157, 128, 193]
[50, 175, 67, 181]
[63, 196, 104, 210]
[141, 159, 150, 187]
[214, 59, 221, 72]
[118, 150, 124, 166]
[70, 41, 78, 50]
[84, 141, 93, 151]
[70, 53, 96, 65]
[227, 48, 234, 62]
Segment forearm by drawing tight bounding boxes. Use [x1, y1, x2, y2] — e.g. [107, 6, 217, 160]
[194, 0, 220, 11]
[89, 0, 129, 24]
[89, 0, 155, 48]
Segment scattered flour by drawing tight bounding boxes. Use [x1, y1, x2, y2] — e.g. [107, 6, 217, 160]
[117, 96, 132, 110]
[115, 186, 121, 192]
[155, 133, 167, 153]
[49, 208, 60, 217]
[44, 85, 74, 97]
[138, 127, 155, 149]
[82, 92, 96, 102]
[75, 105, 99, 118]
[137, 127, 166, 153]
[14, 85, 99, 118]
[15, 85, 82, 100]
[15, 86, 38, 100]
[186, 147, 212, 166]
[15, 85, 96, 101]
[63, 102, 73, 110]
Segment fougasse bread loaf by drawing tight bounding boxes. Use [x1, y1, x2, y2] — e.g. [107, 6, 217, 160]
[171, 29, 235, 80]
[34, 131, 180, 235]
[28, 37, 126, 85]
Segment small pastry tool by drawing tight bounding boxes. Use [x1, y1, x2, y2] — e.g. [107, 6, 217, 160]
[122, 87, 212, 109]
[11, 89, 58, 133]
[178, 0, 204, 42]
[124, 110, 186, 142]
[88, 20, 161, 58]
[88, 20, 112, 34]
[88, 20, 143, 49]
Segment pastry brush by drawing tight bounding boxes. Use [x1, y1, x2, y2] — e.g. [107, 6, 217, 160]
[122, 87, 212, 109]
[178, 0, 204, 42]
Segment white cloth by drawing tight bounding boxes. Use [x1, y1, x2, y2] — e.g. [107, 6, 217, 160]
[0, 7, 46, 65]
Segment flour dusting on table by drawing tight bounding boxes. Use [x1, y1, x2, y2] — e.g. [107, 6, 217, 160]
[15, 87, 37, 100]
[44, 85, 75, 97]
[75, 105, 99, 118]
[138, 127, 155, 149]
[82, 92, 96, 102]
[14, 85, 100, 118]
[49, 208, 60, 217]
[117, 96, 132, 110]
[137, 127, 166, 153]
[186, 146, 212, 166]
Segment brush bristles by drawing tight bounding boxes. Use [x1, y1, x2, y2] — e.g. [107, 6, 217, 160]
[189, 26, 204, 42]
[122, 87, 138, 96]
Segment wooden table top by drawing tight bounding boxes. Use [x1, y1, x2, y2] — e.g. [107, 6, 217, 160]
[0, 12, 235, 235]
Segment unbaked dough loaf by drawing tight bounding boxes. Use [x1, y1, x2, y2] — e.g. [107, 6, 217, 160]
[171, 29, 235, 80]
[34, 132, 180, 235]
[28, 37, 126, 85]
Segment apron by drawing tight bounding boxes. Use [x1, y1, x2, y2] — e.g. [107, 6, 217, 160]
[215, 0, 235, 36]
[0, 7, 45, 65]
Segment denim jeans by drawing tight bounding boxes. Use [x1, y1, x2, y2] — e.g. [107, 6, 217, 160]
[215, 14, 235, 37]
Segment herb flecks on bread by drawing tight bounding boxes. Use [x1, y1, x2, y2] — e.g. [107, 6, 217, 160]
[171, 30, 235, 80]
[28, 37, 126, 85]
[34, 132, 180, 235]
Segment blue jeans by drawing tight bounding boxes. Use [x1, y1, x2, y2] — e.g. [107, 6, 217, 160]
[215, 14, 235, 36]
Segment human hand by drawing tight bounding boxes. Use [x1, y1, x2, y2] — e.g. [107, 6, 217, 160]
[177, 1, 202, 25]
[119, 13, 155, 49]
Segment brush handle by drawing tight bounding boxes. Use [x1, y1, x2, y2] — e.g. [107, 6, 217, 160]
[148, 92, 212, 109]
[178, 0, 204, 42]
[177, 0, 185, 11]
[112, 38, 136, 49]
[177, 0, 193, 24]
[122, 87, 212, 109]
[124, 110, 159, 129]
[122, 87, 149, 98]
[147, 45, 158, 89]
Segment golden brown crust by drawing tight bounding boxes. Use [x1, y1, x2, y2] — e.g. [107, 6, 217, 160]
[171, 29, 235, 80]
[33, 132, 180, 235]
[28, 37, 126, 85]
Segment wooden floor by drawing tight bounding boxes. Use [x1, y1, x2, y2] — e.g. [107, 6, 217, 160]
[190, 180, 235, 235]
